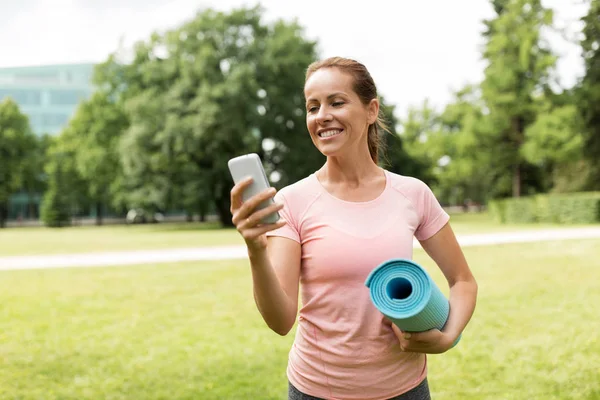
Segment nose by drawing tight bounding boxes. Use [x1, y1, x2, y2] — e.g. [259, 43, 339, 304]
[316, 106, 332, 125]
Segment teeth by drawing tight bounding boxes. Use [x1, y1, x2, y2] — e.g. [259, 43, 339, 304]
[319, 130, 341, 138]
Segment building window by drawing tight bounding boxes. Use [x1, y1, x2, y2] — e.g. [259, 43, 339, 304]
[48, 89, 89, 106]
[0, 89, 42, 105]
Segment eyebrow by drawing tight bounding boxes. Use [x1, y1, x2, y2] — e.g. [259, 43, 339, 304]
[306, 92, 346, 103]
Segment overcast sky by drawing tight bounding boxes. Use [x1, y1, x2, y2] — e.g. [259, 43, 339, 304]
[0, 0, 590, 115]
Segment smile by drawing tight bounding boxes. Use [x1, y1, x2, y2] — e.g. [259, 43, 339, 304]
[318, 129, 343, 138]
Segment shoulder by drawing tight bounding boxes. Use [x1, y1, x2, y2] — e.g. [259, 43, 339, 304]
[385, 170, 435, 199]
[276, 174, 316, 197]
[275, 174, 322, 214]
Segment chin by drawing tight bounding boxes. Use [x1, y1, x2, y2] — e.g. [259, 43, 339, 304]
[317, 146, 344, 158]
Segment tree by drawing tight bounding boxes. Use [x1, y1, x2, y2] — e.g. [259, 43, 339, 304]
[40, 133, 91, 227]
[398, 87, 502, 206]
[66, 90, 129, 225]
[435, 86, 497, 205]
[480, 0, 557, 197]
[578, 0, 600, 189]
[40, 152, 72, 228]
[19, 133, 52, 219]
[379, 97, 433, 185]
[0, 98, 34, 227]
[106, 6, 321, 226]
[396, 99, 442, 183]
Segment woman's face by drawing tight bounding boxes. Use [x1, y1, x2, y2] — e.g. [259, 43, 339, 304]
[304, 67, 378, 158]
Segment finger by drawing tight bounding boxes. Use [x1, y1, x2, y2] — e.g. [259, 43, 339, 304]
[231, 185, 274, 226]
[399, 338, 410, 352]
[236, 187, 277, 222]
[409, 329, 440, 343]
[230, 176, 254, 211]
[400, 338, 429, 352]
[241, 219, 287, 241]
[242, 202, 285, 228]
[390, 323, 410, 340]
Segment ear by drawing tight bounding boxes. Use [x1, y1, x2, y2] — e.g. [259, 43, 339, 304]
[367, 98, 380, 125]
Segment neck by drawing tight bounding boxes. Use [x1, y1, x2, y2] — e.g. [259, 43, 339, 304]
[319, 147, 381, 186]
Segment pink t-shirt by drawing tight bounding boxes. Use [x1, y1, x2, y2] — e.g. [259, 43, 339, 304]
[265, 169, 450, 400]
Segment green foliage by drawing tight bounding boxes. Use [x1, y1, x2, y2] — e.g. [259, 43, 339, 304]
[399, 0, 589, 205]
[40, 149, 75, 227]
[0, 98, 35, 227]
[489, 191, 600, 224]
[522, 103, 584, 165]
[396, 99, 441, 182]
[398, 86, 503, 205]
[21, 133, 52, 198]
[480, 0, 557, 197]
[40, 186, 71, 228]
[577, 0, 600, 189]
[65, 90, 129, 223]
[14, 0, 598, 225]
[94, 5, 323, 226]
[378, 97, 433, 184]
[40, 137, 90, 228]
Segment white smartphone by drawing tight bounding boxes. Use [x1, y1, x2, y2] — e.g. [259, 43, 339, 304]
[227, 153, 280, 224]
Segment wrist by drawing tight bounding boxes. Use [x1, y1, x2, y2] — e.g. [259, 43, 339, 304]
[247, 243, 268, 261]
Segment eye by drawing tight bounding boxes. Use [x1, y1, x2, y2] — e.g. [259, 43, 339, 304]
[332, 101, 344, 107]
[307, 105, 319, 113]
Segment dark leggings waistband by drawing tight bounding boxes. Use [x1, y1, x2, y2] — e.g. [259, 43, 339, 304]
[288, 378, 431, 400]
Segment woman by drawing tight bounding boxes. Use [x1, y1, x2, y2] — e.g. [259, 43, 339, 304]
[229, 57, 478, 400]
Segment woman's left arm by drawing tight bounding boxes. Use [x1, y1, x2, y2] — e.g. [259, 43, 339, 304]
[391, 222, 478, 353]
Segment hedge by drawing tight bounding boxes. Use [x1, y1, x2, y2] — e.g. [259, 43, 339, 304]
[488, 192, 600, 224]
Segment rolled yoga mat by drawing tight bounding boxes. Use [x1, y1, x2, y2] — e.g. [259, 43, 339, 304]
[364, 258, 460, 347]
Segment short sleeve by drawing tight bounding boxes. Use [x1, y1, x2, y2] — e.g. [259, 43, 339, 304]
[265, 190, 301, 243]
[414, 180, 450, 241]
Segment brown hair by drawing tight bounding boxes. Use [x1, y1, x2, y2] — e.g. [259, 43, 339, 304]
[305, 56, 390, 164]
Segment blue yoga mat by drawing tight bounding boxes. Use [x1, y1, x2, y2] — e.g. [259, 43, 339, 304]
[364, 258, 460, 347]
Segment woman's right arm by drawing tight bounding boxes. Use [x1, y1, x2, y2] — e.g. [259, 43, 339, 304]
[230, 177, 301, 336]
[248, 237, 301, 336]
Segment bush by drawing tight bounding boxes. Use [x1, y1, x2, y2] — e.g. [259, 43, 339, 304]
[40, 187, 71, 228]
[488, 192, 600, 224]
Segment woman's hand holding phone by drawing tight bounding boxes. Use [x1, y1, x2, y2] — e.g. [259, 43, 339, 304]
[230, 176, 286, 253]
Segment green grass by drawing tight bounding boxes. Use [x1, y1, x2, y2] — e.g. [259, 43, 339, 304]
[0, 222, 244, 256]
[2, 213, 597, 256]
[444, 211, 597, 234]
[1, 240, 599, 399]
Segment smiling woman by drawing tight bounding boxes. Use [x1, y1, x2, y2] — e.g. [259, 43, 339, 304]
[228, 56, 478, 400]
[304, 57, 389, 166]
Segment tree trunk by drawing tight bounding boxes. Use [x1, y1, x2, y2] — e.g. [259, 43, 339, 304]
[511, 117, 524, 198]
[28, 191, 36, 219]
[214, 184, 233, 227]
[95, 202, 103, 226]
[186, 212, 193, 222]
[0, 203, 6, 228]
[513, 163, 521, 198]
[198, 201, 207, 222]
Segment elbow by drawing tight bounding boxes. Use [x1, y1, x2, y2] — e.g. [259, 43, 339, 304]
[273, 325, 293, 336]
[465, 274, 478, 297]
[268, 315, 296, 336]
[450, 273, 478, 294]
[470, 274, 478, 293]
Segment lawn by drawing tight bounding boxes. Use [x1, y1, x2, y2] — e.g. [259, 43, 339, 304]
[1, 239, 599, 399]
[0, 221, 244, 256]
[1, 212, 595, 256]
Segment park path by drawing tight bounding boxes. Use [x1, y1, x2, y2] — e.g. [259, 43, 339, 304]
[1, 227, 600, 271]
